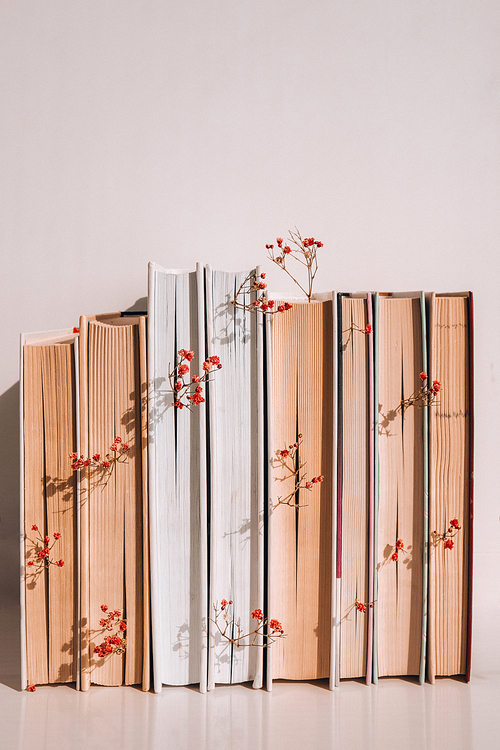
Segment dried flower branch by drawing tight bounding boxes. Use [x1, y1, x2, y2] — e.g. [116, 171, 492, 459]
[391, 538, 406, 562]
[272, 434, 324, 509]
[93, 605, 127, 658]
[432, 518, 462, 550]
[168, 349, 222, 410]
[70, 436, 130, 472]
[355, 599, 376, 613]
[399, 372, 441, 411]
[267, 230, 323, 302]
[211, 599, 285, 648]
[26, 525, 64, 571]
[231, 271, 292, 315]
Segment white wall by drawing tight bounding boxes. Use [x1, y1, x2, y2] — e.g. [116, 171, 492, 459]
[1, 0, 499, 676]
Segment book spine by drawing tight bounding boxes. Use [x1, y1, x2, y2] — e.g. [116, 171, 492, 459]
[79, 316, 90, 692]
[366, 293, 374, 686]
[139, 316, 151, 692]
[197, 262, 208, 694]
[372, 292, 379, 684]
[420, 292, 429, 685]
[335, 294, 345, 688]
[19, 335, 27, 690]
[466, 292, 474, 682]
[264, 311, 273, 691]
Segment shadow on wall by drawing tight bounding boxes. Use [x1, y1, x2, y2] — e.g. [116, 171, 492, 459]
[0, 380, 22, 690]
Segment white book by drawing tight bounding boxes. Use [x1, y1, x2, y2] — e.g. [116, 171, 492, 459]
[205, 267, 265, 688]
[148, 262, 208, 691]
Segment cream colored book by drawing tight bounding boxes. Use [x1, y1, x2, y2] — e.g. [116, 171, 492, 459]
[269, 298, 335, 684]
[428, 292, 473, 682]
[374, 294, 425, 678]
[79, 313, 149, 690]
[21, 330, 79, 689]
[338, 294, 374, 682]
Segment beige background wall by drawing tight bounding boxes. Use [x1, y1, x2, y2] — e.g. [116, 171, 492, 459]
[1, 0, 498, 678]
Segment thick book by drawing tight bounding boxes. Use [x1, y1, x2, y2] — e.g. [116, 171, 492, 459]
[373, 293, 427, 680]
[78, 313, 150, 690]
[205, 267, 266, 689]
[427, 292, 473, 682]
[337, 293, 374, 683]
[20, 330, 80, 690]
[268, 296, 337, 687]
[148, 263, 208, 692]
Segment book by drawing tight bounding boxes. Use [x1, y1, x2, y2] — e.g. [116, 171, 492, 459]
[337, 293, 374, 683]
[373, 293, 426, 680]
[78, 313, 150, 690]
[148, 263, 208, 692]
[268, 296, 336, 687]
[427, 292, 473, 681]
[20, 330, 79, 689]
[205, 267, 266, 689]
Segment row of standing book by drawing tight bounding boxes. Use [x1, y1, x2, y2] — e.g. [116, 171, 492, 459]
[20, 263, 473, 691]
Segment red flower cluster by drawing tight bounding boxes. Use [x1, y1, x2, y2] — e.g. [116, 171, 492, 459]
[364, 324, 372, 335]
[355, 599, 375, 614]
[231, 271, 288, 316]
[400, 373, 442, 411]
[169, 349, 222, 410]
[267, 230, 321, 302]
[433, 518, 461, 550]
[212, 600, 286, 648]
[391, 539, 406, 562]
[269, 619, 284, 634]
[273, 436, 324, 509]
[70, 437, 130, 472]
[27, 684, 36, 692]
[26, 527, 64, 571]
[94, 605, 127, 659]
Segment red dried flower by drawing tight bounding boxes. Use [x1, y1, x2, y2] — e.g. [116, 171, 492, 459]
[251, 608, 263, 621]
[122, 443, 130, 451]
[269, 619, 283, 633]
[27, 684, 36, 692]
[100, 618, 107, 627]
[53, 532, 61, 540]
[396, 539, 404, 550]
[27, 561, 34, 566]
[110, 444, 118, 452]
[120, 621, 127, 631]
[92, 453, 100, 461]
[432, 380, 441, 392]
[268, 300, 274, 308]
[178, 364, 189, 376]
[265, 244, 274, 250]
[174, 381, 182, 392]
[191, 393, 205, 405]
[450, 518, 461, 529]
[73, 327, 79, 334]
[102, 460, 111, 467]
[261, 273, 266, 279]
[364, 324, 372, 335]
[420, 372, 427, 381]
[444, 539, 454, 550]
[202, 361, 211, 372]
[356, 602, 366, 613]
[284, 302, 293, 310]
[220, 599, 228, 610]
[69, 453, 77, 460]
[298, 433, 303, 438]
[278, 305, 285, 312]
[84, 458, 91, 467]
[305, 482, 313, 489]
[43, 536, 50, 544]
[114, 436, 122, 443]
[283, 246, 291, 254]
[391, 552, 399, 562]
[277, 238, 283, 246]
[174, 401, 184, 409]
[280, 449, 289, 458]
[56, 560, 64, 567]
[31, 524, 38, 531]
[101, 605, 108, 612]
[192, 375, 200, 383]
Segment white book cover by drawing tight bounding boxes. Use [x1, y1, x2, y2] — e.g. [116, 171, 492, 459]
[205, 267, 265, 688]
[148, 262, 208, 692]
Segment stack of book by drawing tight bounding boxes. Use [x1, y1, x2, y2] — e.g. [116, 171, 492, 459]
[20, 280, 473, 691]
